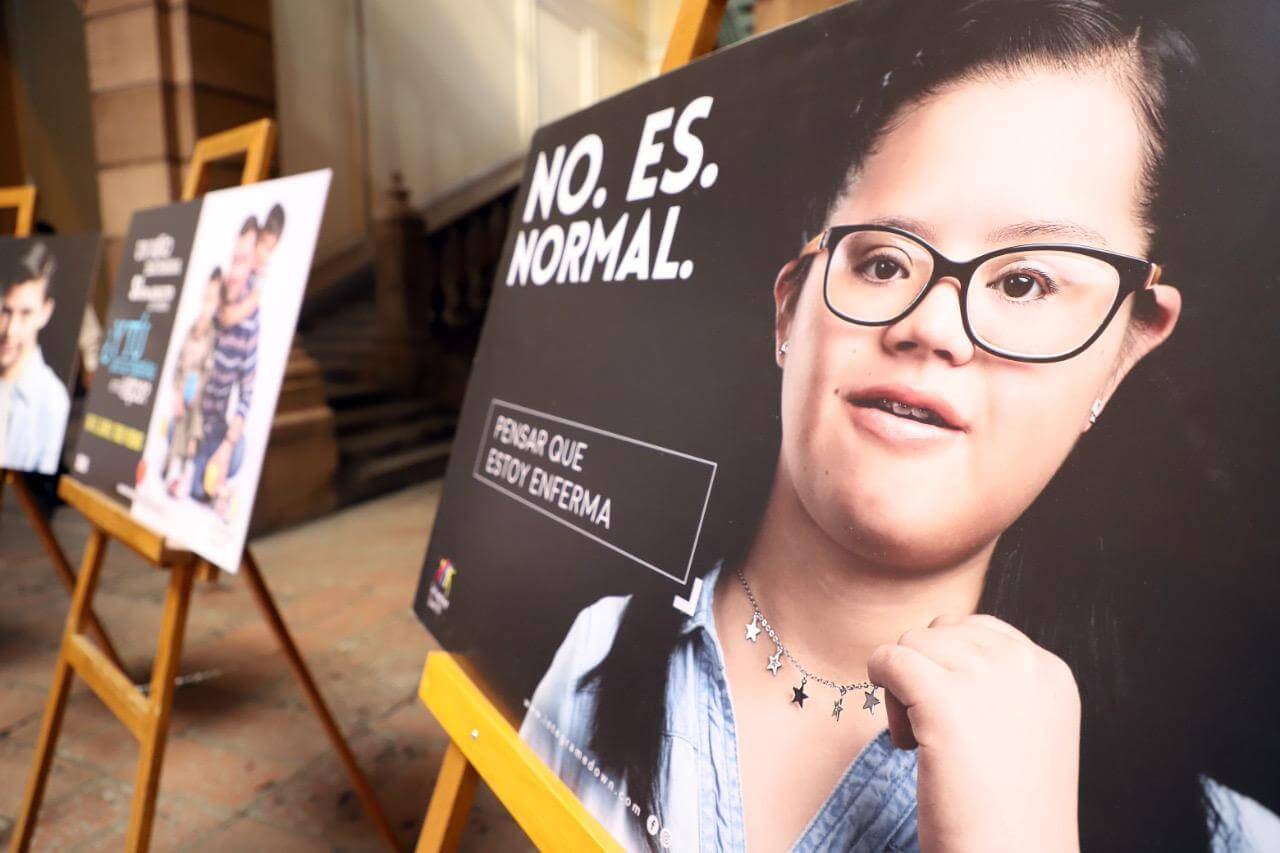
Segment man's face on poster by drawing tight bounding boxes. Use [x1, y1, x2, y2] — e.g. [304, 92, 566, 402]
[0, 278, 53, 377]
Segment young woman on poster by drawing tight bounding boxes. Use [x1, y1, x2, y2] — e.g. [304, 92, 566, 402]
[521, 0, 1280, 850]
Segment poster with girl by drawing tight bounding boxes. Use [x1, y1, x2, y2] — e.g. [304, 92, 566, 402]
[415, 1, 1280, 850]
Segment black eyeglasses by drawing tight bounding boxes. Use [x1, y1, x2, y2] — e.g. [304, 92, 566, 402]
[798, 225, 1163, 363]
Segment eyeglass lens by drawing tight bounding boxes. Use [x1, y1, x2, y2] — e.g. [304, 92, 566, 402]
[826, 229, 1122, 358]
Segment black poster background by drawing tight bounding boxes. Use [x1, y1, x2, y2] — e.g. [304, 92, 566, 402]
[0, 234, 100, 400]
[74, 201, 202, 501]
[416, 0, 1280, 820]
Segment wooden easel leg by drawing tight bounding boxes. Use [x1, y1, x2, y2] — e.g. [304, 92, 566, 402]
[239, 548, 401, 852]
[661, 0, 728, 72]
[7, 471, 126, 671]
[125, 559, 195, 852]
[416, 742, 478, 853]
[11, 527, 111, 852]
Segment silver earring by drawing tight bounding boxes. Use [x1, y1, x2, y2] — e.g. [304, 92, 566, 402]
[1088, 399, 1103, 425]
[778, 341, 789, 356]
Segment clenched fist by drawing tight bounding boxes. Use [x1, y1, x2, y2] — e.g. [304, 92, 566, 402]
[868, 613, 1082, 853]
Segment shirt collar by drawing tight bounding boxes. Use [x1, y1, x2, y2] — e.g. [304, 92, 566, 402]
[679, 559, 724, 637]
[10, 347, 49, 400]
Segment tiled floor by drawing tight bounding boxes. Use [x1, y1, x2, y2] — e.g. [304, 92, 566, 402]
[0, 479, 531, 851]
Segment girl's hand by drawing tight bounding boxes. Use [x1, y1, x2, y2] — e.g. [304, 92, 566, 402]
[868, 614, 1081, 853]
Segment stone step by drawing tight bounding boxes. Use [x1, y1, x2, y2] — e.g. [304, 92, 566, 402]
[340, 440, 452, 505]
[333, 399, 436, 434]
[325, 381, 389, 410]
[338, 415, 456, 460]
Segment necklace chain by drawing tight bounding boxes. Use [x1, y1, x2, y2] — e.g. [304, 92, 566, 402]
[734, 566, 877, 700]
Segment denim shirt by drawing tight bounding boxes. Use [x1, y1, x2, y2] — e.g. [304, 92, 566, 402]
[521, 563, 919, 851]
[520, 563, 1280, 851]
[0, 347, 70, 475]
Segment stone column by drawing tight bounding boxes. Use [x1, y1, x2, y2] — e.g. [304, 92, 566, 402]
[371, 171, 428, 392]
[82, 0, 338, 530]
[83, 0, 278, 296]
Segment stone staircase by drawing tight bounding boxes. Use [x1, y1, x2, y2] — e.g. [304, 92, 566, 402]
[296, 167, 518, 507]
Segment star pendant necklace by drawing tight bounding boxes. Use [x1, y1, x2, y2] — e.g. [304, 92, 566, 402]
[735, 567, 881, 721]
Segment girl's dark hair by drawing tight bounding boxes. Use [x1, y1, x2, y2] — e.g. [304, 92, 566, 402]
[580, 1, 1212, 850]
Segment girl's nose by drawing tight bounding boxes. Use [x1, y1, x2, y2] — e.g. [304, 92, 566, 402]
[880, 276, 975, 366]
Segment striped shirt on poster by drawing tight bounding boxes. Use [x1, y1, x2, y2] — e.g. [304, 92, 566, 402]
[201, 306, 258, 433]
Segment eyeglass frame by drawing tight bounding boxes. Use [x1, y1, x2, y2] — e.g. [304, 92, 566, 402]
[797, 224, 1164, 363]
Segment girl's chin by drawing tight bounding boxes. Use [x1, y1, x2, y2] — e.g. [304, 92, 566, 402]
[815, 501, 990, 571]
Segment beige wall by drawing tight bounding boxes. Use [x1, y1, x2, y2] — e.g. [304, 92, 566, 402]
[272, 0, 679, 256]
[272, 0, 369, 261]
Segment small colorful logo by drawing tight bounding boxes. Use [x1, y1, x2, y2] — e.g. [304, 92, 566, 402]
[426, 557, 457, 615]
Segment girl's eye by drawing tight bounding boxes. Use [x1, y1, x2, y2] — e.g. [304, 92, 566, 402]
[992, 271, 1053, 301]
[856, 256, 907, 282]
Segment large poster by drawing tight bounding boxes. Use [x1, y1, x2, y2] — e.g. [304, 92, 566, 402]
[0, 234, 99, 475]
[72, 171, 331, 571]
[415, 1, 1280, 850]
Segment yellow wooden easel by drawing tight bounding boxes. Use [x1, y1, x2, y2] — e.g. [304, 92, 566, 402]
[0, 183, 126, 670]
[413, 2, 727, 849]
[11, 119, 400, 853]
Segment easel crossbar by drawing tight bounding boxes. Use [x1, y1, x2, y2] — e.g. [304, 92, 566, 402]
[64, 633, 150, 740]
[57, 477, 182, 566]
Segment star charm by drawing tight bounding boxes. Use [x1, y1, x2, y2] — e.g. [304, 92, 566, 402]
[862, 689, 881, 715]
[745, 616, 761, 643]
[832, 696, 844, 722]
[766, 650, 782, 676]
[791, 681, 809, 708]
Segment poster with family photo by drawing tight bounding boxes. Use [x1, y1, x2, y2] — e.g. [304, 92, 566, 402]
[414, 0, 1280, 850]
[73, 170, 331, 572]
[0, 234, 99, 475]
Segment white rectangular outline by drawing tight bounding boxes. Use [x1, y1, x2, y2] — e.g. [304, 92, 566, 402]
[470, 397, 717, 584]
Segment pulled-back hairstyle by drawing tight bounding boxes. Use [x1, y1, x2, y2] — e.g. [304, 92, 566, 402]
[845, 0, 1191, 228]
[1, 241, 57, 299]
[579, 2, 1211, 851]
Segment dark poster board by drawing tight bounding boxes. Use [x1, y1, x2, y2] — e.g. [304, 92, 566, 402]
[416, 2, 1280, 849]
[72, 203, 201, 493]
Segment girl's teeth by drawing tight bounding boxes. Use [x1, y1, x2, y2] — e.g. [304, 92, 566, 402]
[883, 399, 935, 424]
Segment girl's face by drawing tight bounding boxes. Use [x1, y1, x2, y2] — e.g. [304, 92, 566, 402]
[775, 67, 1181, 571]
[202, 277, 222, 317]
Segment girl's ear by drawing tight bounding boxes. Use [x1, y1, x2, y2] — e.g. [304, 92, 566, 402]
[1093, 283, 1182, 419]
[774, 258, 805, 367]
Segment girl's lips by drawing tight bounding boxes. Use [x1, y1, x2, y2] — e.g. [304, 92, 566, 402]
[847, 400, 963, 447]
[847, 384, 969, 432]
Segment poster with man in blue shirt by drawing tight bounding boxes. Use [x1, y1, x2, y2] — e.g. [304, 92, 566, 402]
[0, 236, 99, 475]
